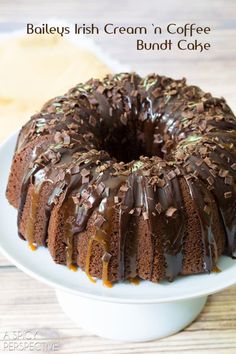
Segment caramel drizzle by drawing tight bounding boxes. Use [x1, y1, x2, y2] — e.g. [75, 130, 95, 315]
[85, 175, 124, 285]
[118, 174, 136, 280]
[128, 277, 140, 285]
[15, 72, 236, 286]
[64, 167, 105, 270]
[25, 169, 47, 249]
[85, 204, 112, 285]
[25, 186, 41, 250]
[62, 196, 76, 268]
[47, 156, 113, 280]
[72, 171, 111, 280]
[29, 244, 37, 251]
[45, 153, 111, 272]
[17, 164, 39, 240]
[17, 141, 88, 241]
[85, 238, 96, 283]
[68, 264, 78, 272]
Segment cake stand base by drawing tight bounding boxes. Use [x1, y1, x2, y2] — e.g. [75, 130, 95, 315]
[56, 289, 207, 342]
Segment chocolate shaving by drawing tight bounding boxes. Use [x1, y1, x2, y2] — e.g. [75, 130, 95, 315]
[204, 157, 213, 167]
[155, 202, 162, 214]
[102, 252, 112, 263]
[224, 191, 232, 199]
[120, 184, 129, 192]
[167, 170, 176, 180]
[97, 182, 105, 194]
[199, 120, 207, 131]
[54, 131, 63, 144]
[62, 132, 71, 145]
[157, 178, 166, 188]
[114, 196, 119, 204]
[209, 169, 217, 177]
[89, 116, 97, 127]
[131, 90, 138, 97]
[207, 176, 214, 185]
[231, 163, 236, 170]
[44, 150, 61, 164]
[120, 114, 128, 125]
[199, 147, 208, 155]
[153, 134, 163, 144]
[80, 168, 90, 177]
[182, 111, 194, 119]
[196, 102, 204, 113]
[165, 207, 177, 217]
[94, 215, 106, 228]
[71, 165, 81, 175]
[68, 122, 78, 130]
[152, 87, 162, 98]
[224, 175, 233, 185]
[219, 169, 229, 178]
[81, 190, 90, 200]
[89, 97, 98, 106]
[174, 167, 181, 176]
[84, 199, 92, 209]
[109, 107, 113, 116]
[195, 159, 203, 167]
[57, 170, 66, 181]
[96, 85, 105, 94]
[178, 132, 186, 140]
[204, 205, 211, 215]
[82, 176, 90, 184]
[169, 89, 177, 96]
[72, 195, 80, 205]
[105, 187, 110, 196]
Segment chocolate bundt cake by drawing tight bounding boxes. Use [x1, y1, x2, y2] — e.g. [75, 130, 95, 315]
[6, 73, 236, 286]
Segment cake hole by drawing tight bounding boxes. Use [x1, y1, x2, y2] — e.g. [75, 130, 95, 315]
[99, 119, 169, 163]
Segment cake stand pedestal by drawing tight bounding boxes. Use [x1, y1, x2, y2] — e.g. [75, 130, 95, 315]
[56, 289, 207, 342]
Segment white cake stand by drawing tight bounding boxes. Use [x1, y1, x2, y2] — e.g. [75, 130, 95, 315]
[0, 132, 236, 342]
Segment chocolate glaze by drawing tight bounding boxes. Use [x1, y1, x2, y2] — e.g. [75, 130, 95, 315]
[10, 72, 236, 284]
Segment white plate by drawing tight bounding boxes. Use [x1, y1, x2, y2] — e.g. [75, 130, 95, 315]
[0, 21, 130, 74]
[0, 132, 236, 304]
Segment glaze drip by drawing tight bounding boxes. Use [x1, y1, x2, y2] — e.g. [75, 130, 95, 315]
[8, 72, 236, 285]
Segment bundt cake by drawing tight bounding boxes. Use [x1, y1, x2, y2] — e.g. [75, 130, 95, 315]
[6, 73, 236, 286]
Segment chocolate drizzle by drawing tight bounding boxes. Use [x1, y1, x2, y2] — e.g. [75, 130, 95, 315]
[156, 174, 186, 280]
[118, 174, 136, 280]
[184, 176, 216, 272]
[9, 72, 236, 285]
[188, 155, 236, 257]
